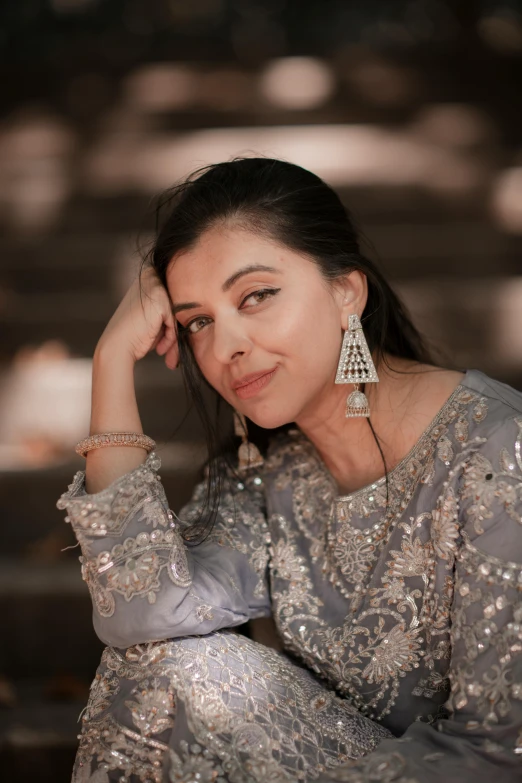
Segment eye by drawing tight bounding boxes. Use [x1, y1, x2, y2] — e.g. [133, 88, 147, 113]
[185, 317, 209, 335]
[184, 288, 280, 335]
[242, 288, 280, 307]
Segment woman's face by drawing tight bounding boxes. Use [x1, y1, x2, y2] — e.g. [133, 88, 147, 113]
[166, 224, 351, 429]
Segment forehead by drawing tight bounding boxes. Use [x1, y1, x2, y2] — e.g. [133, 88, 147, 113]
[165, 225, 303, 289]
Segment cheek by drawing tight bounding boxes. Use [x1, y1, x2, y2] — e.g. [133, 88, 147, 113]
[187, 297, 341, 390]
[266, 298, 318, 347]
[278, 302, 341, 364]
[190, 340, 235, 399]
[190, 342, 214, 380]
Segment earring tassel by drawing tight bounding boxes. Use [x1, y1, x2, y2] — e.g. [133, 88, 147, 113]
[238, 441, 265, 471]
[346, 386, 370, 418]
[233, 409, 264, 472]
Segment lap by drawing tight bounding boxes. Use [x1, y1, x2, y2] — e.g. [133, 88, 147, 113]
[72, 630, 390, 783]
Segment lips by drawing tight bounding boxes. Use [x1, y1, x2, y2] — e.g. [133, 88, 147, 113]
[232, 367, 277, 390]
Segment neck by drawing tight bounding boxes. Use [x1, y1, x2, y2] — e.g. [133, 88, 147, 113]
[294, 355, 438, 496]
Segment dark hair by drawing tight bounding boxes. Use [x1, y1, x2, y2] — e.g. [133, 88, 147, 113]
[140, 156, 435, 543]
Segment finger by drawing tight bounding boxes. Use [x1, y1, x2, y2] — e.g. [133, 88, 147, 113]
[156, 329, 177, 356]
[151, 333, 163, 350]
[157, 310, 177, 355]
[164, 343, 180, 370]
[159, 324, 176, 350]
[163, 318, 176, 338]
[156, 337, 172, 356]
[151, 323, 167, 352]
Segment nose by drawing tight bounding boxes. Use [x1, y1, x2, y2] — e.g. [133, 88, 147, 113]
[211, 316, 252, 365]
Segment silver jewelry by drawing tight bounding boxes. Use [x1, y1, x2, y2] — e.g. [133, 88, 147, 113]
[233, 409, 264, 472]
[334, 314, 379, 418]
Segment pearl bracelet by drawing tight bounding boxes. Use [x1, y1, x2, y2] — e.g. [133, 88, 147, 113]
[75, 432, 156, 458]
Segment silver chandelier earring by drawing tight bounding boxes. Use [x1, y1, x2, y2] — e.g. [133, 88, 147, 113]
[335, 313, 379, 417]
[233, 409, 264, 472]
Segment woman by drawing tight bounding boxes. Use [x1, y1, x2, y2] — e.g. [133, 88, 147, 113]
[57, 157, 522, 783]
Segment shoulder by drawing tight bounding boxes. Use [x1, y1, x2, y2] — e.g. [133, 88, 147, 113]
[456, 370, 522, 499]
[461, 369, 522, 431]
[436, 369, 522, 465]
[454, 376, 522, 568]
[455, 372, 522, 486]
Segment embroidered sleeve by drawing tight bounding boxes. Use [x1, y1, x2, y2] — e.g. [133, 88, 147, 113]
[319, 416, 522, 783]
[56, 451, 271, 648]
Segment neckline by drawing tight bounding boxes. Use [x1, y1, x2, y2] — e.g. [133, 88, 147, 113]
[294, 369, 472, 502]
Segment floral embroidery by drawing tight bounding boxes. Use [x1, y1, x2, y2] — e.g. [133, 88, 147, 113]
[387, 532, 431, 579]
[80, 527, 192, 616]
[361, 623, 423, 684]
[473, 398, 489, 422]
[411, 671, 450, 699]
[455, 415, 469, 443]
[437, 434, 454, 465]
[83, 671, 120, 722]
[73, 713, 169, 782]
[73, 631, 390, 782]
[429, 488, 459, 560]
[61, 375, 522, 779]
[57, 451, 271, 620]
[461, 452, 501, 535]
[461, 418, 522, 533]
[125, 677, 176, 735]
[268, 508, 430, 720]
[448, 534, 522, 732]
[264, 387, 522, 738]
[271, 538, 309, 581]
[57, 452, 168, 543]
[195, 604, 215, 622]
[268, 513, 325, 632]
[106, 550, 163, 600]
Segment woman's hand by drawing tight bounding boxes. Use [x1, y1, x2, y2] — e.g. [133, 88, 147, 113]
[96, 266, 179, 370]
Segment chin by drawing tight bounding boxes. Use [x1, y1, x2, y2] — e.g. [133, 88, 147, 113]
[245, 406, 296, 431]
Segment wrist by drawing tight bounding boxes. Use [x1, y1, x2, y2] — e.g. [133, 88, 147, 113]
[94, 340, 136, 369]
[90, 342, 142, 437]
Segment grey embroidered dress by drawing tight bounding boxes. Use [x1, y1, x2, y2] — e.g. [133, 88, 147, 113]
[56, 369, 522, 783]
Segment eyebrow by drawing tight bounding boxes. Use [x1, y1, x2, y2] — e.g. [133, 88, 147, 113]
[171, 264, 282, 316]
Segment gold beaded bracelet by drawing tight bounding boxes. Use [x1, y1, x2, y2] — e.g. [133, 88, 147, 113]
[75, 432, 156, 458]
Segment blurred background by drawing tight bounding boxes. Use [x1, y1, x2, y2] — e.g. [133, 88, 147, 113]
[0, 1, 521, 780]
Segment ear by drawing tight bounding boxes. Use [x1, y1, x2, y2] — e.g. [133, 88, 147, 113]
[332, 270, 368, 329]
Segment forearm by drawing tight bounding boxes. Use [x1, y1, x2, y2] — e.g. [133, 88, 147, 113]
[86, 344, 147, 494]
[57, 450, 272, 648]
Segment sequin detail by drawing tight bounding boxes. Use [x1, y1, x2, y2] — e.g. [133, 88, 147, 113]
[57, 454, 192, 616]
[264, 388, 486, 723]
[60, 374, 522, 780]
[72, 631, 390, 782]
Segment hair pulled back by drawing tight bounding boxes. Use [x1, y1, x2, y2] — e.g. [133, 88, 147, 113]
[141, 156, 433, 542]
